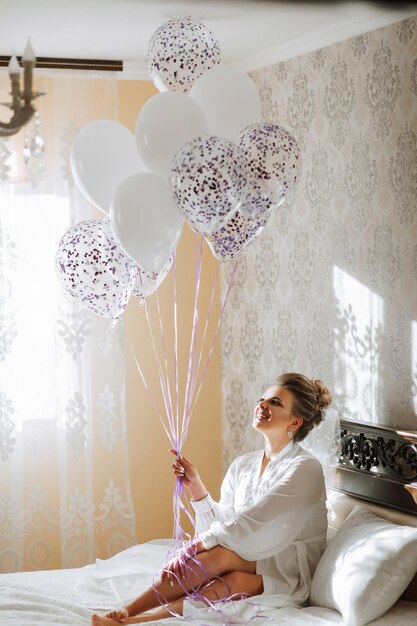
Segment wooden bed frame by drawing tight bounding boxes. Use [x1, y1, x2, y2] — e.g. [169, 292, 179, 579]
[328, 419, 417, 603]
[335, 419, 417, 515]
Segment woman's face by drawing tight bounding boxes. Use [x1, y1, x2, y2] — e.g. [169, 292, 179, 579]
[253, 384, 300, 435]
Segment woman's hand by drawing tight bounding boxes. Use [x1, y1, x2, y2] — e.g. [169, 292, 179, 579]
[170, 450, 208, 502]
[104, 608, 129, 623]
[161, 539, 206, 585]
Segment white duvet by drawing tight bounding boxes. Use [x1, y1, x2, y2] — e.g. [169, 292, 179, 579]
[1, 540, 416, 626]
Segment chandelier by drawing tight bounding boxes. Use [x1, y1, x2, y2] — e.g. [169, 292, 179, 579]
[0, 39, 44, 137]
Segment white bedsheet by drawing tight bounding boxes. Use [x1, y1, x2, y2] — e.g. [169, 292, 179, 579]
[1, 540, 416, 625]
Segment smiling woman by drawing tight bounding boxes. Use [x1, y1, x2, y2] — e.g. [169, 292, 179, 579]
[96, 373, 333, 625]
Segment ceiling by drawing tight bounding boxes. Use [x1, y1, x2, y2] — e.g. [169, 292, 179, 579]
[1, 0, 416, 78]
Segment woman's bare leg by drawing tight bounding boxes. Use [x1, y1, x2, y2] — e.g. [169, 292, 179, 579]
[90, 546, 257, 625]
[91, 570, 264, 625]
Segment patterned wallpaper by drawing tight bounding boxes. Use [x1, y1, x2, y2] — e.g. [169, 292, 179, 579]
[221, 17, 417, 467]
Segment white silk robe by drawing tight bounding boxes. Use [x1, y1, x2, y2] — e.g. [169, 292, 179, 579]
[191, 442, 327, 608]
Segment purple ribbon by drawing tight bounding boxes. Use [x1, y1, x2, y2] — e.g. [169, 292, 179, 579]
[125, 236, 249, 622]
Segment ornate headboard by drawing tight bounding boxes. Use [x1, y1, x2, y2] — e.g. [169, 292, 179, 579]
[335, 419, 417, 515]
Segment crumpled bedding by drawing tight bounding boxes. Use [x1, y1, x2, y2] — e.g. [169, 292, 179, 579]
[1, 540, 416, 625]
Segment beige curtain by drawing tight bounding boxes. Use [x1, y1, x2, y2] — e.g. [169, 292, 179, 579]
[0, 71, 136, 572]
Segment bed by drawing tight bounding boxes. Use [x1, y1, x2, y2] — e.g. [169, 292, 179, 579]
[1, 419, 417, 626]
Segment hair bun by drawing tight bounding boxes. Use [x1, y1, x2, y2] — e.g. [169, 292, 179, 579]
[311, 378, 332, 410]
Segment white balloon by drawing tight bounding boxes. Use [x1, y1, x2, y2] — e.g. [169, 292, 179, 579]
[70, 120, 143, 214]
[110, 173, 184, 274]
[189, 66, 262, 141]
[135, 92, 207, 177]
[132, 256, 173, 299]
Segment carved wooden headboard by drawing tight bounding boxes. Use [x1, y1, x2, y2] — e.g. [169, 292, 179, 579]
[335, 419, 417, 515]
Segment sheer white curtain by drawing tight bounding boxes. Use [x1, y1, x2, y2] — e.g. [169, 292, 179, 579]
[0, 71, 136, 572]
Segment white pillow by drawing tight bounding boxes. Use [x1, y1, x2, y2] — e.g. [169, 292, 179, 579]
[310, 505, 417, 626]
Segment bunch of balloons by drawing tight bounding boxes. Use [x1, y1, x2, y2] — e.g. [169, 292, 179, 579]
[56, 17, 301, 319]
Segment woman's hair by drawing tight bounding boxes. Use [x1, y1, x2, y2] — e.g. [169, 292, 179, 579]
[276, 372, 332, 442]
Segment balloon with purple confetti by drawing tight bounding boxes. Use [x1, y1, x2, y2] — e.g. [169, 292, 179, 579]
[238, 122, 301, 220]
[206, 209, 271, 262]
[146, 17, 222, 94]
[170, 135, 248, 235]
[56, 219, 137, 319]
[133, 256, 173, 299]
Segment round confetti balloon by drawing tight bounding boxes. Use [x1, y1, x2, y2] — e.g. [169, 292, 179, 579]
[170, 135, 248, 235]
[132, 256, 173, 299]
[238, 123, 301, 219]
[206, 209, 271, 262]
[146, 16, 222, 93]
[56, 219, 137, 319]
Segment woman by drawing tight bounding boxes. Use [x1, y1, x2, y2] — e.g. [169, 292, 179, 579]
[92, 373, 332, 625]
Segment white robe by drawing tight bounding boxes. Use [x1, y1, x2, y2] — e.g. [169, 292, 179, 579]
[191, 442, 327, 608]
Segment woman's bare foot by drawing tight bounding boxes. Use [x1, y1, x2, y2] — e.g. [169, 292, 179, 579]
[91, 615, 119, 626]
[91, 613, 156, 625]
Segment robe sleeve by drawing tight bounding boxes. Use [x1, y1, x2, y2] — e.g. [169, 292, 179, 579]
[197, 457, 325, 561]
[191, 459, 237, 533]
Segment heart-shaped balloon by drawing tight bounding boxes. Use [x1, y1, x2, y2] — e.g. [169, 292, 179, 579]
[110, 172, 184, 274]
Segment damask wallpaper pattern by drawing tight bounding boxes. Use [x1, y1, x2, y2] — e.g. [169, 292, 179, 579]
[221, 17, 417, 467]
